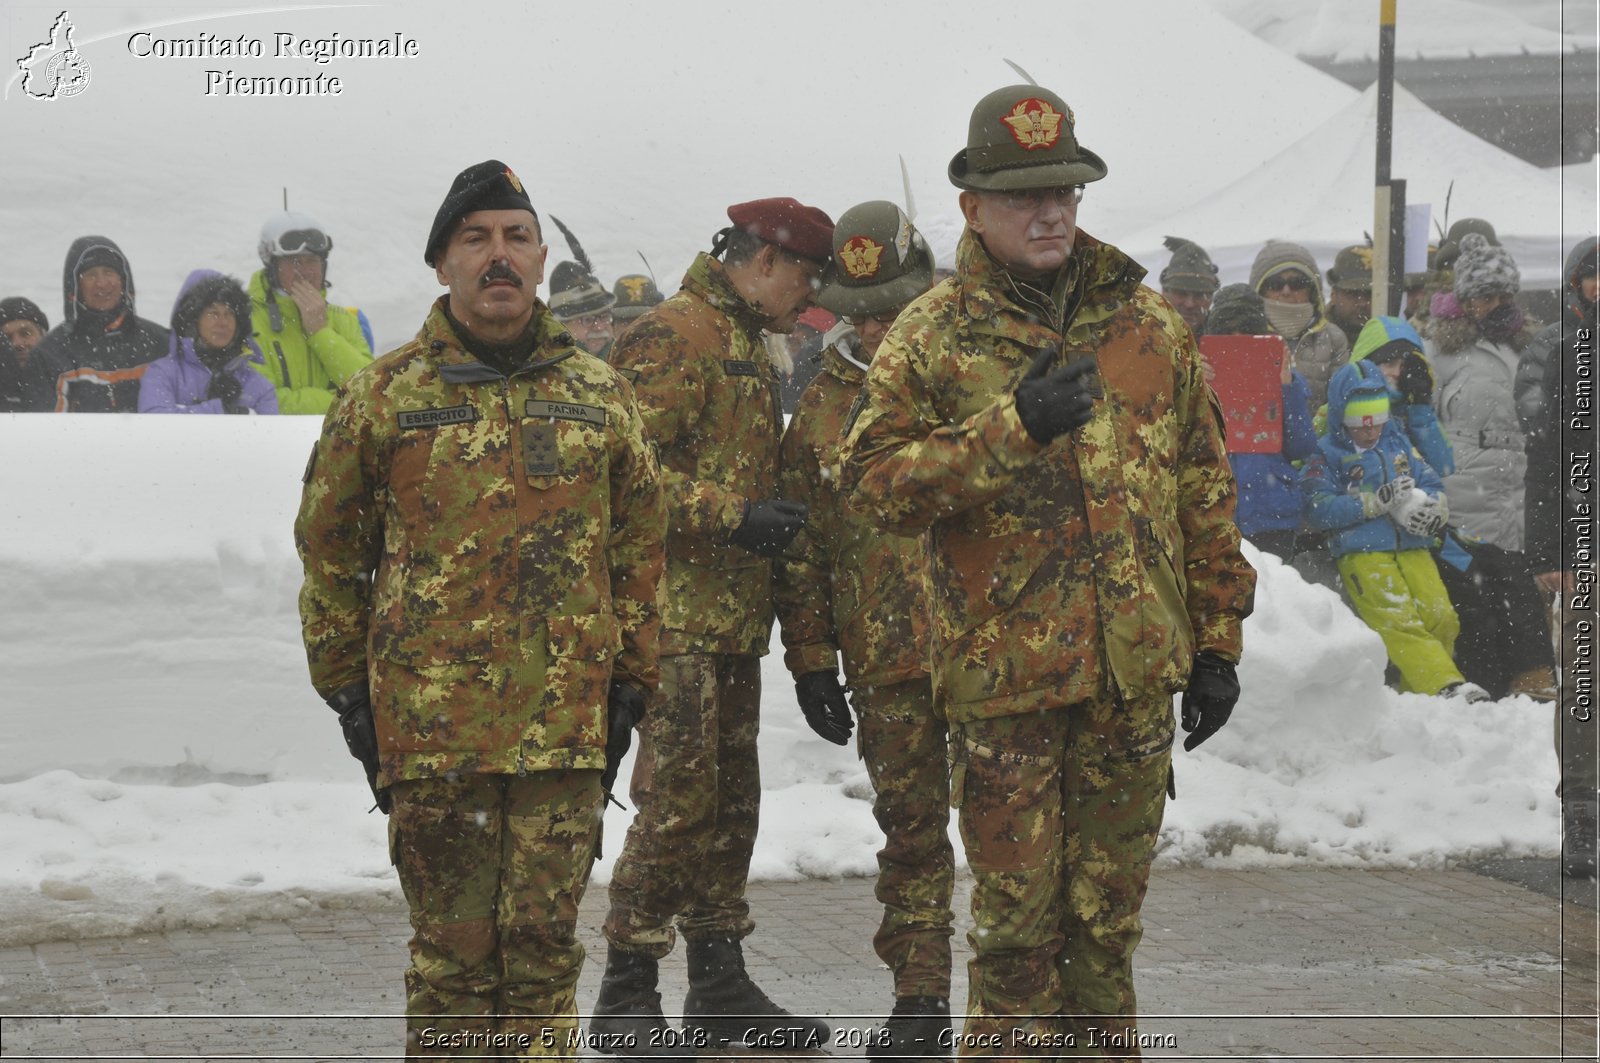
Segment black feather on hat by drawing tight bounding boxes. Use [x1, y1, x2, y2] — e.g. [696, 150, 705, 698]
[547, 261, 615, 321]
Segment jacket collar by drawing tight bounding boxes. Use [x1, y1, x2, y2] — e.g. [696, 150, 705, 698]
[418, 297, 576, 379]
[955, 226, 1143, 345]
[682, 252, 774, 335]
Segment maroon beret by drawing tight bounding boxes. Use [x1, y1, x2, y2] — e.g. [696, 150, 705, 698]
[726, 197, 835, 263]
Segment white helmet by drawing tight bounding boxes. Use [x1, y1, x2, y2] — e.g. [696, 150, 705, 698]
[258, 211, 332, 266]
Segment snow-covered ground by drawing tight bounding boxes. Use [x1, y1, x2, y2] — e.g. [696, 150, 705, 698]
[0, 415, 1560, 947]
[0, 0, 1571, 949]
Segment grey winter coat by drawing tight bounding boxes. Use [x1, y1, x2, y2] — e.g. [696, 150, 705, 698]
[1425, 314, 1543, 551]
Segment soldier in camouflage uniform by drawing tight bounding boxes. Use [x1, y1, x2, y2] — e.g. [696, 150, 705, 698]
[295, 160, 665, 1060]
[592, 199, 836, 1057]
[773, 201, 954, 1056]
[842, 88, 1256, 1058]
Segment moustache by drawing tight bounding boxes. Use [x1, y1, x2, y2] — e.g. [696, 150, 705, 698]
[479, 263, 524, 288]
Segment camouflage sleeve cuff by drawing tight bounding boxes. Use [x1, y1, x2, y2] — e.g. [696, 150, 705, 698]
[784, 642, 840, 679]
[984, 394, 1048, 471]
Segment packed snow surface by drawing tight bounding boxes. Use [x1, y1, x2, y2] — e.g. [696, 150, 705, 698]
[0, 0, 1568, 948]
[0, 415, 1559, 946]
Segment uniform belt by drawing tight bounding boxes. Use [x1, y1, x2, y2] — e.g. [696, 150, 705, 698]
[1447, 427, 1525, 451]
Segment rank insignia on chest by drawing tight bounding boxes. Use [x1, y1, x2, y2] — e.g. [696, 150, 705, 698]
[523, 422, 559, 476]
[723, 359, 759, 377]
[397, 404, 478, 430]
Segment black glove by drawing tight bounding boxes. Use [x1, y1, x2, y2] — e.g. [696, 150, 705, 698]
[326, 682, 391, 813]
[208, 368, 244, 412]
[1180, 651, 1240, 752]
[795, 670, 853, 745]
[729, 499, 809, 557]
[601, 681, 646, 798]
[1014, 350, 1099, 444]
[1397, 351, 1434, 406]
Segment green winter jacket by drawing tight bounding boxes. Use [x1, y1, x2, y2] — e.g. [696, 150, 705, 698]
[844, 229, 1255, 721]
[295, 298, 665, 785]
[249, 269, 373, 414]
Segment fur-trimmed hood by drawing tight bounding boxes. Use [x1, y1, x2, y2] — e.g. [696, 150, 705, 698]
[170, 270, 253, 357]
[1425, 311, 1542, 358]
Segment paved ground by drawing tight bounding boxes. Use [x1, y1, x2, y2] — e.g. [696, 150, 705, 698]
[0, 865, 1596, 1061]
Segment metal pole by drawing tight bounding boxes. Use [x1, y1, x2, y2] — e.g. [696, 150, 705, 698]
[1374, 0, 1398, 317]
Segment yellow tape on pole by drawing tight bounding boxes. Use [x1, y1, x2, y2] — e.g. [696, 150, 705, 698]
[1382, 0, 1397, 26]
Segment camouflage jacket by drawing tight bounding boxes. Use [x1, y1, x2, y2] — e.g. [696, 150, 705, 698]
[610, 253, 783, 657]
[842, 229, 1254, 722]
[295, 298, 665, 784]
[775, 333, 931, 688]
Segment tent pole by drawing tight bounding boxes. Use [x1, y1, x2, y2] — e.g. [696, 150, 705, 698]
[1374, 0, 1401, 317]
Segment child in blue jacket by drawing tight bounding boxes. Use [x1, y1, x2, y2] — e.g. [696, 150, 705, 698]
[1303, 360, 1487, 701]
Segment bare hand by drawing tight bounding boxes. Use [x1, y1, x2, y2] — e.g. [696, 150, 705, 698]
[288, 278, 329, 334]
[1279, 351, 1292, 386]
[1199, 355, 1216, 386]
[1533, 570, 1572, 597]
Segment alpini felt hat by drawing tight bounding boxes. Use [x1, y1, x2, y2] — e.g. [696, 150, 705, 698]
[547, 261, 615, 321]
[816, 201, 936, 317]
[948, 85, 1108, 192]
[612, 274, 664, 323]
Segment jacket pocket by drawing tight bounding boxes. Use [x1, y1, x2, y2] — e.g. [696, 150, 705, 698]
[543, 613, 621, 723]
[369, 619, 495, 752]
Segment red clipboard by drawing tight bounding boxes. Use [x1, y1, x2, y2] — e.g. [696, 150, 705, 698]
[1198, 335, 1287, 454]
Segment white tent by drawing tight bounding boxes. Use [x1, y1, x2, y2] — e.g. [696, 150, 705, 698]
[1120, 81, 1595, 290]
[0, 0, 1358, 350]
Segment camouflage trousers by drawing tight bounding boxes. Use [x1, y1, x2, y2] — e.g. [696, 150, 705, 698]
[388, 771, 602, 1060]
[604, 652, 762, 956]
[949, 692, 1172, 1060]
[855, 676, 955, 1000]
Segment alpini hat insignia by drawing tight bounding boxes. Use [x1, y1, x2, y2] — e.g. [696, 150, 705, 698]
[839, 236, 886, 280]
[1003, 97, 1066, 151]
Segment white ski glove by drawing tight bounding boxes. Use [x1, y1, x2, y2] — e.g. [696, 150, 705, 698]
[1391, 488, 1447, 538]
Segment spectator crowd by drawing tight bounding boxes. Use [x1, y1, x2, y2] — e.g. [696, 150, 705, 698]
[4, 147, 1594, 1058]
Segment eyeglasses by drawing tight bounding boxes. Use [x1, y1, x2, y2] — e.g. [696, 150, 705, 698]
[847, 306, 910, 329]
[199, 305, 236, 319]
[571, 312, 614, 329]
[1262, 272, 1313, 294]
[995, 185, 1084, 213]
[277, 229, 331, 256]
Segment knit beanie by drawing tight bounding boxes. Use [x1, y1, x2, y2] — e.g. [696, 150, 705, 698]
[0, 296, 48, 332]
[1453, 233, 1519, 300]
[1343, 391, 1391, 428]
[1160, 236, 1220, 295]
[1203, 283, 1271, 335]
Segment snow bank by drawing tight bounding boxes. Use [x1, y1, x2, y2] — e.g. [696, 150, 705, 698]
[0, 413, 1559, 945]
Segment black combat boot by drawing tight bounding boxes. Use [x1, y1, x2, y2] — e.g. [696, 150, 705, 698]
[681, 936, 831, 1049]
[1564, 793, 1598, 880]
[867, 995, 952, 1059]
[588, 946, 690, 1061]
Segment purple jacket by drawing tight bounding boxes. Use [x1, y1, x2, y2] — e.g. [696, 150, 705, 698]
[138, 269, 278, 415]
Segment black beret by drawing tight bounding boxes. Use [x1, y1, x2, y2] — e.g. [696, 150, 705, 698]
[424, 160, 539, 267]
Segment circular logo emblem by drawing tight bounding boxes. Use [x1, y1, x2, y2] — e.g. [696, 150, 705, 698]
[838, 236, 886, 281]
[45, 49, 92, 98]
[1002, 97, 1064, 152]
